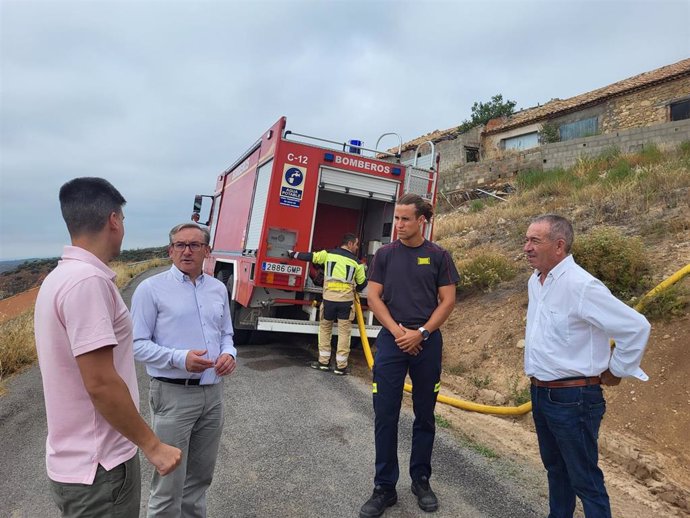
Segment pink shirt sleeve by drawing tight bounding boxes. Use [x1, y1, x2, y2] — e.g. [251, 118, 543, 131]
[61, 276, 119, 357]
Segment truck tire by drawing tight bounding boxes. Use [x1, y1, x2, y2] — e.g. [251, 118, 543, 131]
[230, 300, 253, 346]
[216, 268, 252, 345]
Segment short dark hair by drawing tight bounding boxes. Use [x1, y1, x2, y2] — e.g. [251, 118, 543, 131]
[396, 193, 433, 220]
[341, 233, 358, 246]
[59, 177, 126, 237]
[169, 223, 211, 245]
[532, 214, 574, 253]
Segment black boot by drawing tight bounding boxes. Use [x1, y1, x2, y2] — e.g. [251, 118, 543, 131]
[359, 485, 397, 518]
[411, 476, 438, 512]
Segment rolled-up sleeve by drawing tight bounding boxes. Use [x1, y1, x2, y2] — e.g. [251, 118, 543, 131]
[581, 280, 651, 380]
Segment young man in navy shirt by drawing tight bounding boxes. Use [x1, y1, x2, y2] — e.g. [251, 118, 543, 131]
[360, 193, 459, 517]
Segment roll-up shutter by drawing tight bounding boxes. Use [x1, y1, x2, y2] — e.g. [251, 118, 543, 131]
[245, 159, 273, 249]
[319, 167, 399, 201]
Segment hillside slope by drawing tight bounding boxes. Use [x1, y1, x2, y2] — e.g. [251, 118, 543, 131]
[431, 144, 690, 516]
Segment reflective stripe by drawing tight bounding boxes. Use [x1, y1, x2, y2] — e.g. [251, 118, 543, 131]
[326, 281, 353, 291]
[434, 382, 441, 393]
[319, 352, 331, 359]
[372, 382, 378, 394]
[335, 354, 348, 363]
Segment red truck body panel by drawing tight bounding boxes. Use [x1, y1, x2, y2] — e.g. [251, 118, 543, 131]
[196, 116, 437, 334]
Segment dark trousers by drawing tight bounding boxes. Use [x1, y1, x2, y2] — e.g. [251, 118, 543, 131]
[531, 384, 611, 518]
[49, 454, 141, 518]
[372, 328, 442, 489]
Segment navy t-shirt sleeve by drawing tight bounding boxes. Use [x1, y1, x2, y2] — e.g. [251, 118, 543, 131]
[368, 247, 387, 284]
[437, 249, 460, 287]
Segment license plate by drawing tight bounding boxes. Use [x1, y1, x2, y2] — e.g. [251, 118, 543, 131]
[261, 262, 303, 275]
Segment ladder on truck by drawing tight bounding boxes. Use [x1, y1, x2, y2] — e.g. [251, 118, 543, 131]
[402, 142, 437, 240]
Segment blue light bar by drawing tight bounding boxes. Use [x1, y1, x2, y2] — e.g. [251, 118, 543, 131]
[392, 167, 402, 176]
[324, 152, 335, 162]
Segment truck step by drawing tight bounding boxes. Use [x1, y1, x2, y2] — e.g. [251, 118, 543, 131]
[256, 317, 381, 339]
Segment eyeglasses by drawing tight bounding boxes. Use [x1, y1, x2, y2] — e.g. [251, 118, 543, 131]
[171, 242, 206, 252]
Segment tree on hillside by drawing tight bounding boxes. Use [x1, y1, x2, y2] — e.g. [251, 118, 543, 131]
[458, 94, 517, 133]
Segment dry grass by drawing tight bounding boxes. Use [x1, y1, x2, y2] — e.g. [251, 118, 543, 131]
[0, 310, 36, 388]
[434, 144, 690, 266]
[111, 257, 169, 289]
[0, 258, 170, 389]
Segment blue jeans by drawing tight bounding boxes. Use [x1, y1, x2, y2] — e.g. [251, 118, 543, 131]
[531, 384, 611, 518]
[372, 328, 442, 489]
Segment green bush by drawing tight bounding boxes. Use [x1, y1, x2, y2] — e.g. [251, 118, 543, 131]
[457, 251, 516, 292]
[540, 122, 560, 143]
[640, 143, 663, 163]
[606, 158, 634, 182]
[572, 227, 651, 299]
[517, 168, 579, 192]
[640, 284, 689, 321]
[469, 199, 485, 213]
[508, 375, 531, 405]
[678, 140, 690, 157]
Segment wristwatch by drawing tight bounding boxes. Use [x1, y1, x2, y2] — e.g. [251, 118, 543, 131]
[418, 327, 430, 341]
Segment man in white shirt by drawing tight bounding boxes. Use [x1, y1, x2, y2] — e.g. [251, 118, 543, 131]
[523, 214, 650, 518]
[132, 223, 237, 517]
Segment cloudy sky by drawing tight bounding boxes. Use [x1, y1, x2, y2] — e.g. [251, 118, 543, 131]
[1, 0, 688, 261]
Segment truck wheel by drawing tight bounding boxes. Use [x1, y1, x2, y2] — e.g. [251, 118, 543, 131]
[232, 329, 253, 346]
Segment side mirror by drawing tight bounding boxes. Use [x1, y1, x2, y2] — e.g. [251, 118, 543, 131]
[192, 195, 213, 227]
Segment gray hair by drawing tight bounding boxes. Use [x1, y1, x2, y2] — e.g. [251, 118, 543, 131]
[59, 177, 126, 237]
[531, 214, 574, 253]
[169, 223, 211, 245]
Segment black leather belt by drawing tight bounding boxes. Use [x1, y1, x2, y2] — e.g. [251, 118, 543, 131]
[153, 377, 201, 386]
[530, 376, 601, 388]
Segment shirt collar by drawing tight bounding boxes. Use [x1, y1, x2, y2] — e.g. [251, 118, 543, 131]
[170, 264, 205, 284]
[61, 245, 117, 281]
[537, 254, 574, 281]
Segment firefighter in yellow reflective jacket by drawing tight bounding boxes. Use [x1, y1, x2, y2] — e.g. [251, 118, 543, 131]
[288, 233, 367, 375]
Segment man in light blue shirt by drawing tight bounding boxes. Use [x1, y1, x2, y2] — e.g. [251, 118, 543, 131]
[524, 214, 650, 518]
[132, 223, 237, 517]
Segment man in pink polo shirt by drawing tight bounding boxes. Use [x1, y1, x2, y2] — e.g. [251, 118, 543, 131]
[34, 177, 181, 517]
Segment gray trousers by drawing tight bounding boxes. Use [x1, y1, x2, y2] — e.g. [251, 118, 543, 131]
[49, 454, 141, 518]
[147, 379, 224, 518]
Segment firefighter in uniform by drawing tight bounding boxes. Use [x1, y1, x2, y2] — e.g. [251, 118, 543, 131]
[360, 193, 459, 518]
[288, 233, 367, 375]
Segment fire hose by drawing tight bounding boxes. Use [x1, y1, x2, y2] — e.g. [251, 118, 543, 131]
[352, 262, 690, 415]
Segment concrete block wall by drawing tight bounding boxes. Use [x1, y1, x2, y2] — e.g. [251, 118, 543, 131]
[439, 119, 690, 193]
[542, 118, 690, 170]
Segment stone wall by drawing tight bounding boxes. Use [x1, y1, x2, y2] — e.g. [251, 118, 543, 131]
[601, 76, 690, 133]
[542, 118, 690, 170]
[400, 126, 481, 173]
[439, 119, 690, 194]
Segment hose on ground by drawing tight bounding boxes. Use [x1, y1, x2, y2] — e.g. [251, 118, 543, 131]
[353, 262, 689, 416]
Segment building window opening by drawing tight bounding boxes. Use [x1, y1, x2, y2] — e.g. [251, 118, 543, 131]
[670, 99, 690, 121]
[465, 147, 479, 163]
[559, 116, 598, 141]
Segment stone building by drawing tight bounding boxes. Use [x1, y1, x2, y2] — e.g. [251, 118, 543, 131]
[483, 58, 690, 160]
[397, 58, 690, 198]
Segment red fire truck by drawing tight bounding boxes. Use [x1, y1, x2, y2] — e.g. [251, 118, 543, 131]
[193, 116, 439, 344]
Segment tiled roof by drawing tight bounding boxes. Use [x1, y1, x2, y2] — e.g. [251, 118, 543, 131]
[483, 58, 690, 135]
[394, 126, 461, 154]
